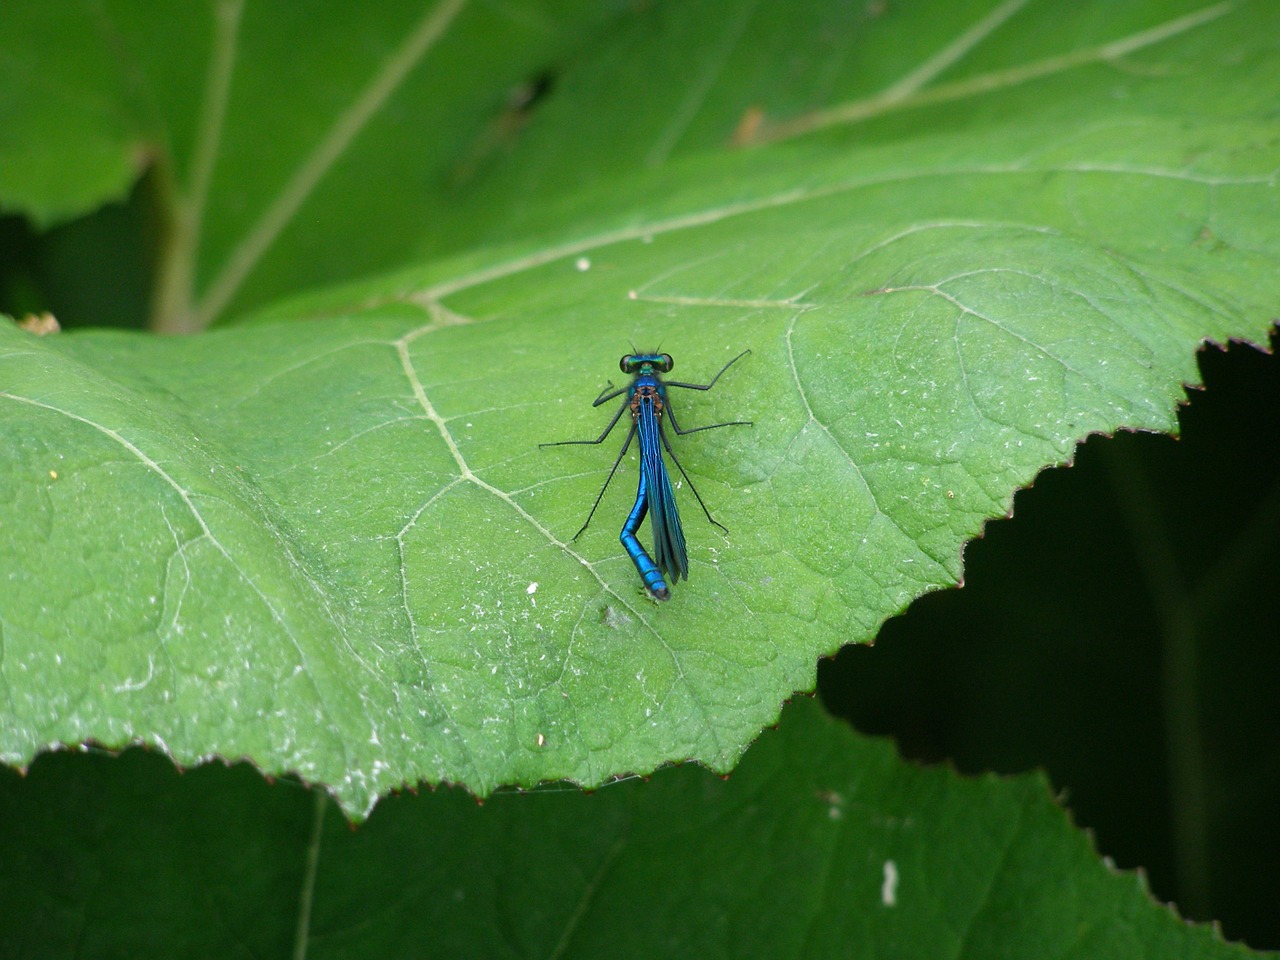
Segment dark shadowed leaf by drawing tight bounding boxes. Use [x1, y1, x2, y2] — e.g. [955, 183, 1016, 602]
[0, 699, 1263, 959]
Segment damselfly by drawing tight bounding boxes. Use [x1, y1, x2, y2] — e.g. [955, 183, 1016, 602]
[542, 350, 751, 600]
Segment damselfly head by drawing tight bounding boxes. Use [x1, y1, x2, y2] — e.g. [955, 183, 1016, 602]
[620, 353, 674, 375]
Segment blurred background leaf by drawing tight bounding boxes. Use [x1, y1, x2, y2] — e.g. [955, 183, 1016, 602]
[0, 0, 629, 329]
[0, 698, 1264, 959]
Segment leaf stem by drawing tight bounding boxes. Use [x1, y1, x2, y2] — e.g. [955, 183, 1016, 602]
[151, 0, 244, 334]
[293, 788, 330, 960]
[741, 1, 1234, 146]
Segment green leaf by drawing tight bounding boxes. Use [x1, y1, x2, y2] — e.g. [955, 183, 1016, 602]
[0, 699, 1262, 959]
[0, 0, 626, 329]
[2, 0, 1279, 817]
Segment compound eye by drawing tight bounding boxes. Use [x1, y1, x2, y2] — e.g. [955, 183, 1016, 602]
[658, 353, 674, 372]
[619, 355, 637, 373]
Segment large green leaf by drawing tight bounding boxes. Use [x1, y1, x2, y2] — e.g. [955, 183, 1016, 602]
[0, 698, 1263, 959]
[2, 0, 1278, 816]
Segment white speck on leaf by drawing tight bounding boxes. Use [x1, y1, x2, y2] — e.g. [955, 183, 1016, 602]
[882, 860, 898, 907]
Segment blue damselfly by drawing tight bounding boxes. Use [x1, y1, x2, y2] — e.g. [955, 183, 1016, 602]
[542, 351, 750, 600]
